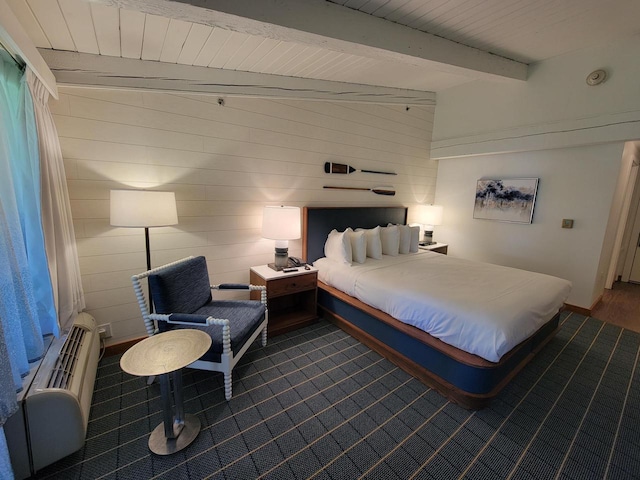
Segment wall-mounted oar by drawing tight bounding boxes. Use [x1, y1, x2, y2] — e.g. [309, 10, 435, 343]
[323, 185, 396, 196]
[325, 161, 397, 176]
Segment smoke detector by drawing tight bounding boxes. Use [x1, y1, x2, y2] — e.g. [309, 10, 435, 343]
[586, 69, 607, 86]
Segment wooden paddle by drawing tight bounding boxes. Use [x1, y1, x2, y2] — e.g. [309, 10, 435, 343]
[323, 185, 396, 196]
[325, 161, 397, 176]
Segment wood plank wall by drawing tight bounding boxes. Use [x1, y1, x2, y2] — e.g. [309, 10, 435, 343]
[49, 87, 436, 345]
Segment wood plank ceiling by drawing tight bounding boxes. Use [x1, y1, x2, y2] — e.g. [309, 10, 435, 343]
[6, 0, 640, 94]
[331, 0, 640, 64]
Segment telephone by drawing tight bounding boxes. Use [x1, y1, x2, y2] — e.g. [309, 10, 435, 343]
[288, 257, 304, 267]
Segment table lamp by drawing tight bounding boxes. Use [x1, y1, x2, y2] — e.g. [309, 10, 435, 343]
[262, 206, 301, 270]
[417, 204, 443, 245]
[110, 190, 178, 310]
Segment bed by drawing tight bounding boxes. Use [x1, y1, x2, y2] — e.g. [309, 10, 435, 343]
[302, 206, 571, 409]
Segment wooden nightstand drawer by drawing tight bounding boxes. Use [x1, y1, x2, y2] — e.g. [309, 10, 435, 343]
[250, 265, 319, 337]
[268, 272, 317, 298]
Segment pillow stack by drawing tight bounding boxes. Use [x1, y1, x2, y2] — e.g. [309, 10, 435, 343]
[388, 223, 420, 253]
[323, 223, 420, 264]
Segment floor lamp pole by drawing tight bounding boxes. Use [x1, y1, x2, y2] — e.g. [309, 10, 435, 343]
[145, 227, 153, 313]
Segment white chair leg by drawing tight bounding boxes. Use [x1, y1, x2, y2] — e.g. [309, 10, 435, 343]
[261, 326, 267, 346]
[224, 371, 232, 400]
[147, 375, 156, 385]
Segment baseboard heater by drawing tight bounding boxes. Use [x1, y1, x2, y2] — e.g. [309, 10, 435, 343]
[5, 312, 100, 479]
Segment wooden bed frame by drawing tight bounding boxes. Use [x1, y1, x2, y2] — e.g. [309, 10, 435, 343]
[302, 206, 560, 409]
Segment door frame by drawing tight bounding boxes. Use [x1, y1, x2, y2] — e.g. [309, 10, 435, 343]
[619, 144, 640, 283]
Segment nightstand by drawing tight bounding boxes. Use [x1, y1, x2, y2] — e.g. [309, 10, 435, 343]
[250, 265, 318, 337]
[419, 242, 448, 255]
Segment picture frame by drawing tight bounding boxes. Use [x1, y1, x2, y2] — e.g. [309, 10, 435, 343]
[473, 178, 539, 224]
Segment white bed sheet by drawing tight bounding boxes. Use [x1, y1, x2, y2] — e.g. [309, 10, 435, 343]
[314, 251, 571, 362]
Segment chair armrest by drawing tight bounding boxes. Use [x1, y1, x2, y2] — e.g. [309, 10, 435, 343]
[168, 313, 211, 324]
[216, 283, 250, 290]
[148, 313, 232, 354]
[212, 284, 266, 292]
[210, 284, 267, 307]
[148, 313, 229, 327]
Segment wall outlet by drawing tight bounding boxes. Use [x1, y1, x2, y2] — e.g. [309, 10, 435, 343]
[98, 323, 112, 339]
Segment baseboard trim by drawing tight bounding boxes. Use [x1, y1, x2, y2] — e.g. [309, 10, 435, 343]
[563, 295, 602, 317]
[104, 337, 145, 357]
[590, 294, 603, 314]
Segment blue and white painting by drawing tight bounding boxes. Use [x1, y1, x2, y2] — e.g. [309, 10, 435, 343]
[473, 178, 539, 224]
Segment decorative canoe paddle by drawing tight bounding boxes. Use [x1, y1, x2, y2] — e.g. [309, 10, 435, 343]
[325, 161, 397, 176]
[323, 185, 396, 196]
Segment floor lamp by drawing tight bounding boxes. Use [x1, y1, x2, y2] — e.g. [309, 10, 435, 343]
[110, 190, 178, 313]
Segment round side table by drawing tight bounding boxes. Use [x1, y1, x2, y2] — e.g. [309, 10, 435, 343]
[120, 329, 211, 455]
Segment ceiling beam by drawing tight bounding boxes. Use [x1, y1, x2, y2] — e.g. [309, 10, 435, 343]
[90, 0, 528, 82]
[0, 0, 57, 98]
[40, 49, 436, 106]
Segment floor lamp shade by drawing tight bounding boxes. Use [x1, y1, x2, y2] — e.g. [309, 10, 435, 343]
[110, 190, 178, 228]
[262, 206, 301, 270]
[110, 190, 178, 313]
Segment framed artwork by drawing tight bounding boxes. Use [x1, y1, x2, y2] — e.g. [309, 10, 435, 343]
[473, 178, 539, 224]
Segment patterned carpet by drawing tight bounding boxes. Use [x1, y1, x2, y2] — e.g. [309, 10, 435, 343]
[33, 311, 640, 479]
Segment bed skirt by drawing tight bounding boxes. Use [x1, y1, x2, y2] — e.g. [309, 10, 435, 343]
[318, 282, 560, 410]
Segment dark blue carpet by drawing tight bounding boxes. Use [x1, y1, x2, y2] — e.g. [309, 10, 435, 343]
[33, 312, 640, 479]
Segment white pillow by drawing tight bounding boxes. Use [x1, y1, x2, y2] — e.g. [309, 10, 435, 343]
[324, 229, 352, 265]
[380, 225, 400, 256]
[389, 223, 411, 254]
[356, 226, 382, 259]
[409, 226, 420, 253]
[346, 227, 367, 264]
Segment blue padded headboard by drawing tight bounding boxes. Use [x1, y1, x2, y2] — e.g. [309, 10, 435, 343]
[303, 207, 408, 264]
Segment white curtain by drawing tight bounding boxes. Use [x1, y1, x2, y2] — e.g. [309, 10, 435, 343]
[26, 70, 85, 329]
[0, 50, 55, 480]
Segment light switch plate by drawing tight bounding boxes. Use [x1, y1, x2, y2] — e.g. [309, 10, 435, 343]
[562, 219, 574, 229]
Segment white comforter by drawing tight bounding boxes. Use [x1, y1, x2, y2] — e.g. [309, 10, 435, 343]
[314, 251, 571, 362]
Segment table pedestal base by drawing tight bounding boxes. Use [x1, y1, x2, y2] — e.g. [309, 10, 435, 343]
[148, 414, 201, 455]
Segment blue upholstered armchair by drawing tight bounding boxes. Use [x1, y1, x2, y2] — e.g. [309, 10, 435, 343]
[131, 256, 268, 400]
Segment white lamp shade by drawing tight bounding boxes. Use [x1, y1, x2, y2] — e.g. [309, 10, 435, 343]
[418, 204, 443, 226]
[110, 190, 178, 227]
[262, 206, 301, 240]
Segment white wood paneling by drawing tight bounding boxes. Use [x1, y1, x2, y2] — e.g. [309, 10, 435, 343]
[91, 3, 120, 56]
[339, 0, 640, 64]
[53, 86, 436, 345]
[191, 26, 227, 67]
[140, 14, 169, 61]
[0, 0, 57, 97]
[92, 0, 526, 80]
[40, 50, 437, 105]
[177, 22, 212, 65]
[120, 8, 144, 59]
[8, 0, 639, 97]
[222, 34, 266, 71]
[6, 0, 51, 48]
[208, 31, 251, 69]
[26, 0, 75, 51]
[158, 18, 191, 63]
[236, 37, 280, 71]
[58, 0, 99, 54]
